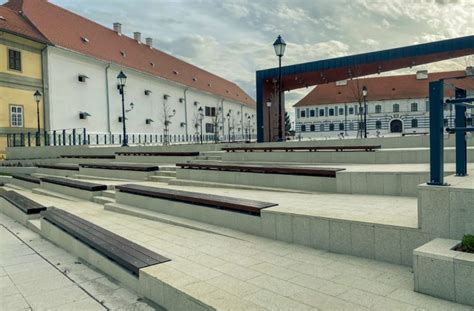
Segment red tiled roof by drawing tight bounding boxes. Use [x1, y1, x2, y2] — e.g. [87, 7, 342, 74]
[0, 5, 48, 43]
[294, 70, 473, 107]
[3, 0, 255, 107]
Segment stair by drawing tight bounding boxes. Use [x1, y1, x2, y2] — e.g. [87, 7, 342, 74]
[154, 171, 176, 177]
[32, 188, 78, 201]
[26, 219, 42, 234]
[148, 176, 175, 183]
[102, 190, 116, 199]
[92, 196, 115, 204]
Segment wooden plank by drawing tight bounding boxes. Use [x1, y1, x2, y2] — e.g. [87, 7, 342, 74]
[60, 155, 116, 159]
[79, 163, 159, 172]
[40, 176, 107, 191]
[116, 184, 278, 215]
[12, 174, 40, 184]
[221, 145, 381, 152]
[115, 151, 199, 157]
[37, 164, 80, 171]
[0, 191, 47, 215]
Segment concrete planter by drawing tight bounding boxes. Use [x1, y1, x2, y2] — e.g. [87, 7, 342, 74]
[414, 238, 474, 306]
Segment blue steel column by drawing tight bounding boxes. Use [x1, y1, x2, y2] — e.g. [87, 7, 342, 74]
[256, 72, 264, 143]
[428, 80, 445, 185]
[454, 88, 467, 176]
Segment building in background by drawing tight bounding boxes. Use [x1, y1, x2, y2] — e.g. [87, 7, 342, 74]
[2, 0, 255, 144]
[293, 69, 474, 139]
[0, 5, 48, 157]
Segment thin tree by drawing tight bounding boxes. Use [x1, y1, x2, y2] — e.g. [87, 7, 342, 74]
[348, 67, 365, 139]
[161, 96, 175, 145]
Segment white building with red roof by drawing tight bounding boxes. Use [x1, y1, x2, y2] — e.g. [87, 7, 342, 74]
[293, 69, 473, 139]
[2, 0, 256, 142]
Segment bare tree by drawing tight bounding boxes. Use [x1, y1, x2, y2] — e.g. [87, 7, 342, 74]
[161, 96, 175, 145]
[348, 66, 366, 139]
[211, 102, 223, 143]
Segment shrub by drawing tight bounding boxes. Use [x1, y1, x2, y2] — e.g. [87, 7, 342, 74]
[462, 234, 474, 253]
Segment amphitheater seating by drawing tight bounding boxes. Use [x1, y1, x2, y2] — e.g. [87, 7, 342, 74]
[37, 164, 79, 171]
[39, 176, 107, 191]
[78, 163, 159, 172]
[12, 174, 40, 185]
[115, 151, 199, 157]
[222, 145, 381, 152]
[60, 155, 116, 159]
[0, 190, 47, 215]
[43, 208, 170, 275]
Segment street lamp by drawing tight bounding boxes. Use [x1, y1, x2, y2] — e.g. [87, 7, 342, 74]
[247, 115, 251, 141]
[273, 35, 286, 141]
[198, 106, 204, 144]
[362, 85, 368, 139]
[266, 100, 272, 141]
[226, 111, 231, 143]
[117, 71, 128, 147]
[33, 90, 42, 146]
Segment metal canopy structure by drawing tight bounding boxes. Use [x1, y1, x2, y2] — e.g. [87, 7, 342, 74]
[256, 35, 474, 142]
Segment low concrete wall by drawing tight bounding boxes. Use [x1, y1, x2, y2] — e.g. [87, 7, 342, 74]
[36, 168, 77, 177]
[78, 167, 155, 181]
[0, 197, 37, 225]
[115, 155, 198, 164]
[8, 178, 39, 190]
[176, 169, 337, 193]
[0, 166, 37, 175]
[414, 239, 474, 306]
[40, 181, 103, 200]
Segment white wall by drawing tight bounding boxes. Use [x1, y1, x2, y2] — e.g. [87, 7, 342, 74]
[45, 47, 256, 140]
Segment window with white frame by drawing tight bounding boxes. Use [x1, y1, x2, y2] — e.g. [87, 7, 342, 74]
[375, 105, 382, 113]
[10, 105, 23, 127]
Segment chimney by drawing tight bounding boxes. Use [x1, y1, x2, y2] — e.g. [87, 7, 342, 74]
[145, 37, 153, 48]
[113, 22, 122, 35]
[416, 70, 428, 80]
[134, 32, 141, 43]
[466, 66, 474, 76]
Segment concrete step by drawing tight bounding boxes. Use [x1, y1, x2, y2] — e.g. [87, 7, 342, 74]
[154, 171, 176, 177]
[159, 166, 177, 172]
[102, 190, 116, 199]
[26, 219, 42, 234]
[92, 196, 115, 205]
[32, 187, 78, 201]
[148, 176, 176, 183]
[73, 174, 132, 182]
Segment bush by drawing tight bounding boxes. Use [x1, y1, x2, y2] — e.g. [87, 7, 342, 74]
[462, 234, 474, 253]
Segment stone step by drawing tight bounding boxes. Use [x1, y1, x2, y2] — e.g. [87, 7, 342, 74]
[92, 196, 115, 205]
[102, 190, 116, 199]
[148, 176, 176, 183]
[32, 187, 78, 202]
[154, 171, 176, 177]
[159, 166, 177, 172]
[26, 219, 42, 234]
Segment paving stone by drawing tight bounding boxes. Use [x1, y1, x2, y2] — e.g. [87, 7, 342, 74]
[244, 289, 311, 311]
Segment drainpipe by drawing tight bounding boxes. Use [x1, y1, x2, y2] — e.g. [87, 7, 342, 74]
[40, 46, 48, 131]
[105, 64, 111, 134]
[183, 88, 189, 137]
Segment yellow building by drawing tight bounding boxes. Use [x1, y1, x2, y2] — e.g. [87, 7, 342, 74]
[0, 6, 48, 158]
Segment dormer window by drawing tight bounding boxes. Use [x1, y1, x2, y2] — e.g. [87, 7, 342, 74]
[80, 36, 89, 44]
[144, 90, 152, 95]
[79, 112, 91, 119]
[192, 77, 197, 82]
[173, 70, 179, 75]
[120, 50, 126, 57]
[150, 62, 155, 67]
[0, 16, 6, 21]
[78, 74, 89, 82]
[208, 83, 212, 87]
[146, 118, 154, 125]
[163, 94, 170, 100]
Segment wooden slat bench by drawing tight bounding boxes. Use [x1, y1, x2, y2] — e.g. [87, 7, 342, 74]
[115, 151, 199, 157]
[177, 163, 344, 178]
[43, 208, 170, 275]
[12, 174, 40, 185]
[0, 190, 47, 215]
[222, 145, 381, 152]
[60, 155, 116, 159]
[37, 164, 80, 171]
[79, 163, 159, 172]
[116, 184, 277, 215]
[40, 176, 107, 191]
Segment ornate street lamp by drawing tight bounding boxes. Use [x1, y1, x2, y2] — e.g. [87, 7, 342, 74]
[273, 35, 286, 141]
[33, 90, 41, 146]
[226, 111, 231, 143]
[117, 71, 128, 146]
[362, 85, 368, 138]
[198, 106, 204, 144]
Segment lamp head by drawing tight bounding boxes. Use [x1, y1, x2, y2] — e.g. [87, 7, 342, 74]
[273, 35, 286, 57]
[117, 71, 127, 86]
[34, 90, 41, 102]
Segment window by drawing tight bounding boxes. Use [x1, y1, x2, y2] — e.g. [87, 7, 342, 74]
[10, 105, 23, 127]
[376, 120, 382, 129]
[310, 124, 315, 132]
[349, 107, 354, 115]
[205, 123, 214, 133]
[467, 118, 473, 126]
[8, 49, 21, 71]
[349, 123, 354, 130]
[329, 108, 334, 116]
[339, 123, 344, 131]
[411, 119, 418, 128]
[393, 104, 399, 113]
[375, 105, 382, 113]
[329, 123, 335, 131]
[301, 110, 306, 118]
[205, 106, 210, 116]
[339, 108, 344, 115]
[301, 124, 306, 132]
[411, 102, 418, 112]
[320, 124, 325, 132]
[359, 106, 364, 114]
[204, 107, 216, 117]
[443, 118, 448, 127]
[359, 122, 364, 130]
[310, 110, 315, 117]
[319, 109, 324, 116]
[211, 107, 216, 117]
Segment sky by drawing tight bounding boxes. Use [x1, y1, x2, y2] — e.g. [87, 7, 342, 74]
[50, 0, 473, 112]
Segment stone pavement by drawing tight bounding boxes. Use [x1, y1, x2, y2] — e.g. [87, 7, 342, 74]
[0, 213, 160, 311]
[8, 187, 472, 311]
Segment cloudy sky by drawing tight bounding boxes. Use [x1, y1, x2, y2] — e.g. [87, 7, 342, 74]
[51, 0, 473, 110]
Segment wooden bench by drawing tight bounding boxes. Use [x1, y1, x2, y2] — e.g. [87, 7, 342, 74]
[43, 208, 170, 275]
[115, 151, 199, 157]
[40, 176, 107, 191]
[37, 164, 80, 171]
[79, 163, 159, 172]
[60, 155, 116, 159]
[177, 163, 344, 178]
[222, 145, 381, 152]
[116, 184, 277, 215]
[0, 190, 47, 215]
[12, 174, 40, 184]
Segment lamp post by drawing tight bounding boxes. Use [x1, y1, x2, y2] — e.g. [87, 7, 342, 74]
[117, 71, 128, 147]
[362, 85, 368, 138]
[266, 100, 272, 141]
[226, 111, 231, 143]
[33, 90, 41, 146]
[273, 35, 286, 142]
[247, 115, 251, 141]
[198, 106, 204, 144]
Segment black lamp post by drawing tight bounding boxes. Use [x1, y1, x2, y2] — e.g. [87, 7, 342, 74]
[198, 106, 204, 144]
[273, 35, 286, 141]
[226, 111, 231, 143]
[362, 85, 368, 138]
[247, 115, 251, 141]
[117, 71, 128, 146]
[266, 100, 272, 141]
[33, 90, 41, 146]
